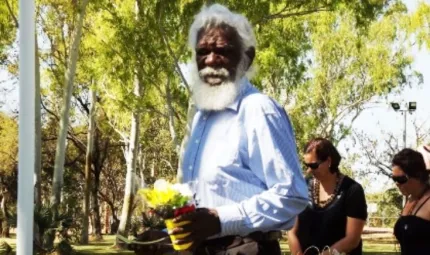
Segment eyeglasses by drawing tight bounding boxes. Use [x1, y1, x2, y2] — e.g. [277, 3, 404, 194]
[391, 175, 409, 185]
[304, 161, 323, 170]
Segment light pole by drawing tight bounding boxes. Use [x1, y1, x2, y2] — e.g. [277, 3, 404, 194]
[390, 101, 417, 148]
[18, 0, 35, 254]
[391, 101, 417, 207]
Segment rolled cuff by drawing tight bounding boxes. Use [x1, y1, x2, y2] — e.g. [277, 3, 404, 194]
[215, 204, 246, 236]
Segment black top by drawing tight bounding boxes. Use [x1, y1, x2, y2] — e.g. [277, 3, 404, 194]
[394, 196, 430, 255]
[296, 175, 368, 255]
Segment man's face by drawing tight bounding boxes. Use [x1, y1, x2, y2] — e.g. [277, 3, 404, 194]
[195, 25, 242, 86]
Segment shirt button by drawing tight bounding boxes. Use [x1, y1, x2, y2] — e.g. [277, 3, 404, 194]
[188, 165, 193, 170]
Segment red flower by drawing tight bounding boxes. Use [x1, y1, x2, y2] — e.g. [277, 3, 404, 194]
[174, 204, 196, 217]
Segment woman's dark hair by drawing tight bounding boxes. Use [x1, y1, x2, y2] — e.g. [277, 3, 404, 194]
[392, 148, 429, 183]
[304, 138, 341, 173]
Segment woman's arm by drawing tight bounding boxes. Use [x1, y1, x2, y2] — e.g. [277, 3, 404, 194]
[322, 217, 365, 255]
[287, 217, 303, 255]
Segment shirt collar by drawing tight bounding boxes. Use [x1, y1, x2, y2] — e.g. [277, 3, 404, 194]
[225, 78, 251, 112]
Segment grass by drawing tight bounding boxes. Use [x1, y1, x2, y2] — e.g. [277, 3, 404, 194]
[0, 235, 399, 254]
[73, 236, 133, 255]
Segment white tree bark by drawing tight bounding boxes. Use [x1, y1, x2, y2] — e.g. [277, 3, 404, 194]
[138, 149, 146, 188]
[50, 0, 90, 208]
[115, 2, 144, 244]
[80, 87, 96, 244]
[165, 79, 180, 155]
[116, 75, 141, 244]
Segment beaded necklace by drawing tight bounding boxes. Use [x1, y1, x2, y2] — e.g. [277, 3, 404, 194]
[312, 173, 344, 208]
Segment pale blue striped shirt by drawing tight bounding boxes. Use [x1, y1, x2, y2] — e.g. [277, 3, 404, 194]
[182, 80, 308, 237]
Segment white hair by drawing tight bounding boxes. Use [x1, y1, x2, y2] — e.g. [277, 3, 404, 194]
[187, 4, 257, 111]
[188, 4, 257, 53]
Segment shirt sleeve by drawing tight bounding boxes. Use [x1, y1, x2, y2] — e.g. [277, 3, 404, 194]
[215, 96, 309, 236]
[345, 182, 368, 220]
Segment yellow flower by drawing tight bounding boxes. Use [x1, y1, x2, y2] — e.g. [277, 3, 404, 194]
[138, 179, 191, 209]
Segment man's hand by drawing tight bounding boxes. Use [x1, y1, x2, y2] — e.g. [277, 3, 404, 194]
[168, 208, 221, 250]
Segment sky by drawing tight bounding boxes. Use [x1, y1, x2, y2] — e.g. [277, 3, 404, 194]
[1, 0, 429, 193]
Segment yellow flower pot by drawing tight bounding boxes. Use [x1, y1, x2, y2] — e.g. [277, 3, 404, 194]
[164, 219, 193, 251]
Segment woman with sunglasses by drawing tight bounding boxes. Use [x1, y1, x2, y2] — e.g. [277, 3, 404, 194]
[288, 138, 367, 255]
[392, 148, 430, 254]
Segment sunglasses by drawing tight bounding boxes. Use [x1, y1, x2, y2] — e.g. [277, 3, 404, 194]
[391, 175, 409, 185]
[304, 161, 323, 170]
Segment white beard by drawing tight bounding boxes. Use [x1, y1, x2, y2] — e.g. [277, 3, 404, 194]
[190, 57, 248, 111]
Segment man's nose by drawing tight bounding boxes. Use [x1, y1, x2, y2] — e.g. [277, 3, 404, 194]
[205, 52, 218, 66]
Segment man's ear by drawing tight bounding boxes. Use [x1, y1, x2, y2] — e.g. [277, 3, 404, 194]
[245, 47, 255, 68]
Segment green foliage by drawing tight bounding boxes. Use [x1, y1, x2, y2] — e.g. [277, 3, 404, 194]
[403, 2, 430, 50]
[368, 188, 402, 227]
[286, 3, 416, 149]
[0, 113, 17, 176]
[7, 204, 78, 252]
[0, 240, 12, 255]
[0, 0, 17, 66]
[140, 212, 165, 230]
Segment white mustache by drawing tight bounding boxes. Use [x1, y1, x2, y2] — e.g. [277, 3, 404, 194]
[199, 67, 230, 79]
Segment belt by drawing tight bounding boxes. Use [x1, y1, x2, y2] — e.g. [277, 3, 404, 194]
[245, 231, 282, 242]
[201, 231, 281, 247]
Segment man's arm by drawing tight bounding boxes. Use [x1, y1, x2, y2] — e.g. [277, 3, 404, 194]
[215, 97, 308, 236]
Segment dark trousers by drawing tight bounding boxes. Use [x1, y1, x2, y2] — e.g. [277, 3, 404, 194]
[194, 232, 281, 255]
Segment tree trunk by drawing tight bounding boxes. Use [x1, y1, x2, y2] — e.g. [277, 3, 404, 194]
[51, 0, 89, 207]
[110, 215, 120, 235]
[165, 79, 180, 155]
[138, 150, 146, 188]
[34, 31, 43, 248]
[104, 202, 110, 234]
[80, 87, 96, 244]
[48, 0, 90, 248]
[1, 194, 9, 238]
[115, 1, 142, 247]
[177, 98, 197, 182]
[34, 32, 42, 208]
[116, 94, 141, 246]
[91, 170, 103, 240]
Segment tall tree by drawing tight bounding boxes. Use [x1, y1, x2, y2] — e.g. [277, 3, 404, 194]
[48, 0, 90, 248]
[116, 0, 144, 244]
[50, 0, 90, 209]
[80, 86, 96, 244]
[116, 75, 142, 244]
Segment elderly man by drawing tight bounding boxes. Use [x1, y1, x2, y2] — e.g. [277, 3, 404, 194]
[170, 4, 308, 254]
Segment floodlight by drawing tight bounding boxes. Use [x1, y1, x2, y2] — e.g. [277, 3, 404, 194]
[391, 102, 400, 111]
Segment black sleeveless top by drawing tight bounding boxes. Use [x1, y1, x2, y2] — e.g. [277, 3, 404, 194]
[394, 195, 430, 255]
[296, 176, 367, 255]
